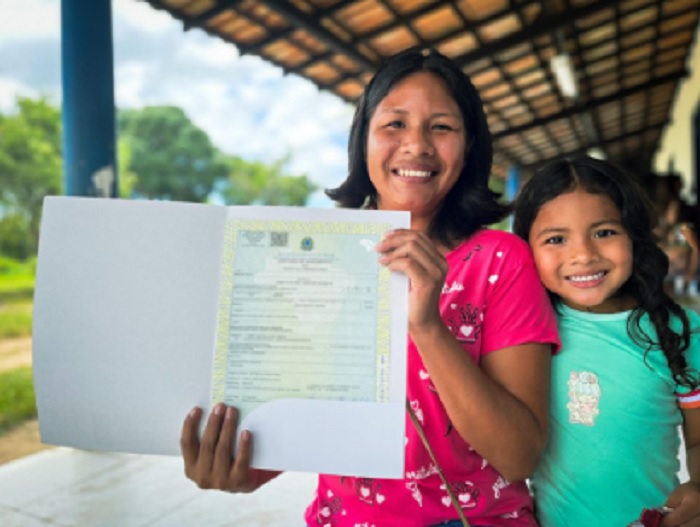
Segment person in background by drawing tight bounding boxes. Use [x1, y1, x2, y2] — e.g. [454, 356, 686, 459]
[180, 47, 559, 527]
[513, 156, 700, 527]
[652, 174, 700, 298]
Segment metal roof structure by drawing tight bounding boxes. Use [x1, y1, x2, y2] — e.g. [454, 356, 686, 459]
[141, 0, 700, 178]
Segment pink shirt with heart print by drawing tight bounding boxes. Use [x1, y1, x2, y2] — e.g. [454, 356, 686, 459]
[304, 229, 560, 527]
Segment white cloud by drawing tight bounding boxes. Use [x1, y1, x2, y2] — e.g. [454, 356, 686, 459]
[0, 0, 356, 205]
[176, 33, 240, 67]
[0, 78, 39, 113]
[113, 0, 176, 33]
[0, 0, 59, 40]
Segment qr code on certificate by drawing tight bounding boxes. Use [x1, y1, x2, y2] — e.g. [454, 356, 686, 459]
[270, 232, 288, 247]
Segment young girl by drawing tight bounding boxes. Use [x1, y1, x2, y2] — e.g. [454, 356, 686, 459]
[512, 156, 700, 526]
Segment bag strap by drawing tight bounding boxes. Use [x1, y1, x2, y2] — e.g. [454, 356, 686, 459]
[406, 399, 471, 527]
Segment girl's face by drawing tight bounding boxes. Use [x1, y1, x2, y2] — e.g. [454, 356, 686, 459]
[528, 188, 634, 313]
[366, 71, 467, 231]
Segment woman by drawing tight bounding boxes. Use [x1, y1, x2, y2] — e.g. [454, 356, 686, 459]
[180, 48, 559, 527]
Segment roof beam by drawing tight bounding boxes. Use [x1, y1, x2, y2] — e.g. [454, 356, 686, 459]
[183, 0, 245, 31]
[257, 0, 378, 71]
[454, 0, 624, 68]
[493, 69, 686, 140]
[520, 121, 668, 170]
[240, 1, 359, 55]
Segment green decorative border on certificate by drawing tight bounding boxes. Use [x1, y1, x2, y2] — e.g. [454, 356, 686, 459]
[211, 218, 394, 406]
[211, 220, 238, 404]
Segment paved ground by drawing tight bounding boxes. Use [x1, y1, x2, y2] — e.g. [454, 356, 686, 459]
[0, 420, 49, 465]
[0, 448, 317, 527]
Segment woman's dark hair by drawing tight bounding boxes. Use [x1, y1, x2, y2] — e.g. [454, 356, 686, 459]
[326, 47, 509, 248]
[513, 155, 698, 389]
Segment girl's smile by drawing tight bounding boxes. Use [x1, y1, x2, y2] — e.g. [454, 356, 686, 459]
[566, 271, 607, 287]
[528, 188, 635, 313]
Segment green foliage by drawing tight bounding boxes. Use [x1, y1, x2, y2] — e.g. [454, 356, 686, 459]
[221, 155, 318, 206]
[488, 176, 512, 232]
[118, 106, 228, 202]
[117, 137, 138, 199]
[0, 213, 33, 260]
[0, 367, 37, 433]
[0, 97, 63, 259]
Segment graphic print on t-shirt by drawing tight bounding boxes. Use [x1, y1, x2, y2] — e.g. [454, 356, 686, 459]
[567, 371, 601, 426]
[445, 302, 483, 344]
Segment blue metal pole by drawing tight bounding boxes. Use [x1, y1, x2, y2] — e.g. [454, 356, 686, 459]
[506, 165, 521, 231]
[506, 165, 520, 202]
[61, 0, 118, 197]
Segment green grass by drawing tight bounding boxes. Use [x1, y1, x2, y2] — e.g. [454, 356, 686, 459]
[0, 367, 37, 434]
[0, 302, 32, 338]
[0, 257, 36, 302]
[0, 258, 39, 434]
[0, 277, 34, 303]
[0, 257, 35, 337]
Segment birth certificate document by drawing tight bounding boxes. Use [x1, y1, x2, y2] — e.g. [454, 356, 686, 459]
[33, 198, 408, 476]
[211, 207, 408, 426]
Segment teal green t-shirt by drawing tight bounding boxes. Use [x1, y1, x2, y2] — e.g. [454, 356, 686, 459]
[532, 304, 700, 527]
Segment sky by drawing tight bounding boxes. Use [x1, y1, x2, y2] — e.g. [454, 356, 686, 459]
[0, 0, 356, 206]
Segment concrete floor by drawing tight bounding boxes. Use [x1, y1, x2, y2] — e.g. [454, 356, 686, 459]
[0, 448, 317, 527]
[0, 444, 690, 527]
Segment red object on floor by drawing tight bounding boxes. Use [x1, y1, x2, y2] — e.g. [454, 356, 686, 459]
[639, 508, 664, 527]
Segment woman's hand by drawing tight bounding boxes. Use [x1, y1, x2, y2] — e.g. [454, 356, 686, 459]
[180, 404, 281, 493]
[376, 229, 448, 331]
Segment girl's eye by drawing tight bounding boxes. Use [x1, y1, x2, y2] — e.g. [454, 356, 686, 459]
[544, 235, 565, 245]
[594, 229, 617, 238]
[432, 123, 454, 131]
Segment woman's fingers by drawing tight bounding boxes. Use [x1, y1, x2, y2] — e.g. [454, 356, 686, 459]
[377, 229, 446, 277]
[212, 406, 238, 486]
[376, 229, 448, 330]
[197, 403, 227, 476]
[180, 404, 274, 493]
[180, 406, 203, 474]
[377, 229, 436, 258]
[230, 429, 256, 491]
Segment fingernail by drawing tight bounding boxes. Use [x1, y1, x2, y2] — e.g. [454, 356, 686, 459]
[225, 407, 234, 420]
[188, 407, 199, 418]
[241, 430, 250, 442]
[213, 404, 224, 415]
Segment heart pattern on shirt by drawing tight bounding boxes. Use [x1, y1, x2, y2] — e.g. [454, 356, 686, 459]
[460, 325, 474, 337]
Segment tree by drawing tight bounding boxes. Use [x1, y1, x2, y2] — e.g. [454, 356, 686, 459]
[117, 137, 138, 199]
[118, 106, 228, 202]
[0, 97, 63, 258]
[221, 155, 318, 206]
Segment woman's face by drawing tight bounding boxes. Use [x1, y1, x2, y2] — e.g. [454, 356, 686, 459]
[366, 71, 467, 228]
